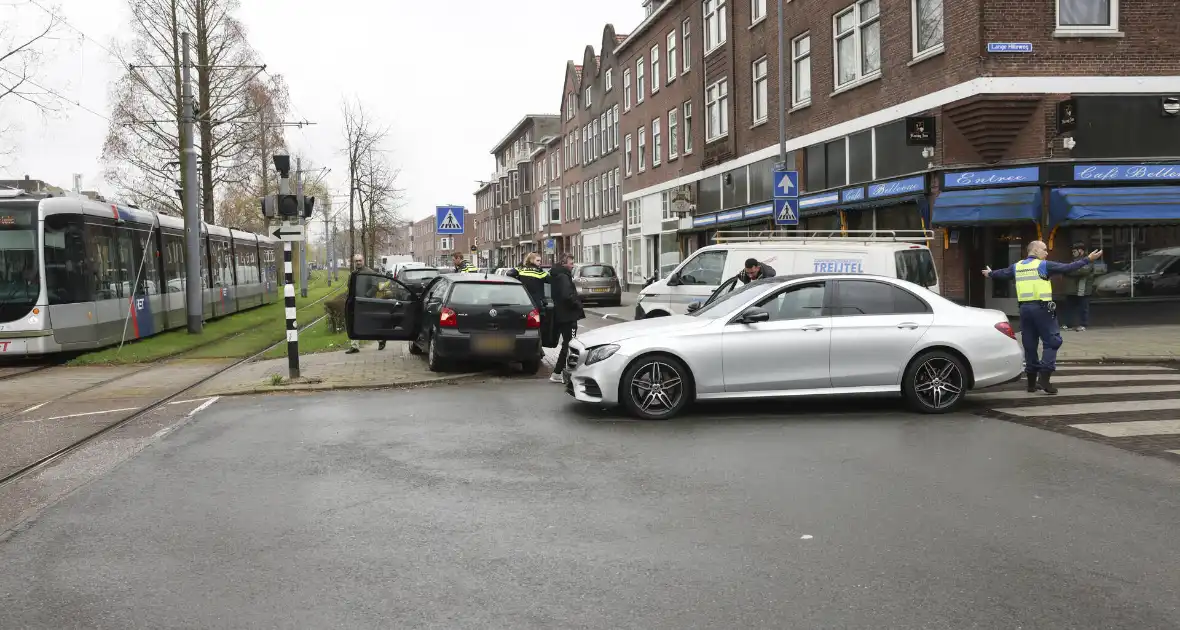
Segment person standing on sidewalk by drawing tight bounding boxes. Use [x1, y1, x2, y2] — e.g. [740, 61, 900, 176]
[548, 253, 585, 383]
[345, 254, 385, 354]
[1061, 241, 1095, 332]
[982, 240, 1102, 394]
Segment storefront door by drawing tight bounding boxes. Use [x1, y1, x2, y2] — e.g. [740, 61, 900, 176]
[983, 225, 1038, 317]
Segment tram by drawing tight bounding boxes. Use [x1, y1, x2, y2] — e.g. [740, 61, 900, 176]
[0, 189, 280, 356]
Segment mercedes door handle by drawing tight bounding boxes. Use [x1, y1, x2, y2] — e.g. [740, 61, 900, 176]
[897, 322, 920, 330]
[801, 324, 825, 331]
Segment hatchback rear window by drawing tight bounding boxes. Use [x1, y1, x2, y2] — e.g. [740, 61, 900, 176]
[449, 282, 533, 307]
[400, 269, 439, 282]
[895, 249, 938, 287]
[578, 264, 614, 278]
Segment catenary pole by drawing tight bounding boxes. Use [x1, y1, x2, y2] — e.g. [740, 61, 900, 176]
[181, 31, 202, 334]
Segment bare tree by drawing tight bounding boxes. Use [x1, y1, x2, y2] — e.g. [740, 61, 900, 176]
[340, 98, 388, 259]
[101, 0, 283, 219]
[0, 5, 63, 161]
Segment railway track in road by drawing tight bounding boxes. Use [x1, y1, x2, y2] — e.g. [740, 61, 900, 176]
[0, 288, 342, 490]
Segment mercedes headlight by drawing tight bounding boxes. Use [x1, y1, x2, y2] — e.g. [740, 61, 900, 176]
[584, 344, 620, 366]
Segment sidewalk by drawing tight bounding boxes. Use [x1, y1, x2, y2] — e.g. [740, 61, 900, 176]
[584, 293, 1180, 363]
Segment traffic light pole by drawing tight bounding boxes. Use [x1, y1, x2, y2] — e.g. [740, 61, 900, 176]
[180, 31, 202, 334]
[278, 173, 300, 379]
[296, 158, 309, 297]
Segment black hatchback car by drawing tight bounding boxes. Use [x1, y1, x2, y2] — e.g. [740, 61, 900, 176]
[346, 271, 548, 374]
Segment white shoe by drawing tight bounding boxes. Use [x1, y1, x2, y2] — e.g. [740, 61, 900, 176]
[1060, 326, 1071, 331]
[549, 373, 563, 383]
[1076, 326, 1086, 332]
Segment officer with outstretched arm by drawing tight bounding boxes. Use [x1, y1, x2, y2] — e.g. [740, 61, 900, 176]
[982, 240, 1102, 394]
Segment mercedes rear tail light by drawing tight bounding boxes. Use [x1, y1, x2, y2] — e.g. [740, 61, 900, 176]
[526, 309, 541, 328]
[440, 307, 458, 327]
[994, 321, 1017, 340]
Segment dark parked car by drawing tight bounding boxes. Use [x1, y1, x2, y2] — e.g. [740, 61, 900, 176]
[346, 272, 547, 374]
[572, 263, 622, 306]
[395, 266, 441, 292]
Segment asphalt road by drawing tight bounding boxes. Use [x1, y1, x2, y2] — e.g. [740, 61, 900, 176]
[2, 383, 1180, 629]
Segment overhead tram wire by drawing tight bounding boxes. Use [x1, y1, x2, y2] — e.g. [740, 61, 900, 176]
[0, 66, 111, 122]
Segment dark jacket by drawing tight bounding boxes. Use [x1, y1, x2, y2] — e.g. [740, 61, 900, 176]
[549, 265, 585, 323]
[1063, 261, 1096, 297]
[738, 263, 777, 284]
[349, 266, 379, 298]
[508, 264, 549, 307]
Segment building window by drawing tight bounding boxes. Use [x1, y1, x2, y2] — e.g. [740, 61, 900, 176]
[668, 108, 679, 159]
[792, 33, 812, 106]
[661, 191, 673, 220]
[566, 93, 574, 120]
[912, 0, 944, 56]
[440, 237, 453, 250]
[612, 104, 620, 147]
[752, 57, 768, 123]
[704, 0, 727, 53]
[625, 133, 633, 176]
[585, 86, 592, 108]
[652, 117, 662, 167]
[1057, 0, 1117, 32]
[666, 31, 678, 83]
[650, 45, 661, 94]
[636, 57, 646, 103]
[683, 101, 694, 154]
[682, 17, 692, 72]
[601, 176, 609, 216]
[751, 0, 766, 24]
[605, 109, 614, 151]
[638, 127, 647, 172]
[614, 168, 621, 209]
[605, 68, 613, 91]
[834, 0, 881, 88]
[705, 78, 729, 141]
[593, 120, 600, 160]
[624, 69, 632, 110]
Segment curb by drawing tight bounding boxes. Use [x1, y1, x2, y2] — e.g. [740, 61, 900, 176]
[584, 309, 631, 323]
[1058, 357, 1180, 366]
[203, 372, 483, 397]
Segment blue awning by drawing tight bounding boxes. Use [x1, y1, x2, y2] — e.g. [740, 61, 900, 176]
[931, 186, 1042, 227]
[1049, 186, 1180, 230]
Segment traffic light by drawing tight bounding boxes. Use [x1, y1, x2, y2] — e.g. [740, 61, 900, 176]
[260, 195, 276, 218]
[302, 196, 315, 218]
[277, 194, 300, 218]
[259, 194, 315, 219]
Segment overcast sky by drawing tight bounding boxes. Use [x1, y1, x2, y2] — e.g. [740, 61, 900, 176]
[1, 0, 639, 226]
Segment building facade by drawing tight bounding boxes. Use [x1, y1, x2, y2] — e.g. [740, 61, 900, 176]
[411, 212, 475, 268]
[527, 135, 564, 264]
[611, 0, 1180, 324]
[483, 115, 562, 269]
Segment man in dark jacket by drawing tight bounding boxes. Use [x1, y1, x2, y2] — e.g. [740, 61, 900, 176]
[738, 258, 776, 284]
[1061, 241, 1096, 332]
[507, 251, 549, 308]
[548, 253, 585, 383]
[346, 254, 385, 354]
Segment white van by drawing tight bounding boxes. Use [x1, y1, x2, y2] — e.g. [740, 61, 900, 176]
[635, 230, 940, 318]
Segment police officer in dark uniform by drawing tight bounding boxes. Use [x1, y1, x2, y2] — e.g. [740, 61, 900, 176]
[507, 251, 549, 307]
[451, 251, 478, 273]
[983, 240, 1102, 394]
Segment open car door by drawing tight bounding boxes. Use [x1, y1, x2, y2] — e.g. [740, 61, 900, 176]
[541, 282, 558, 348]
[345, 271, 423, 340]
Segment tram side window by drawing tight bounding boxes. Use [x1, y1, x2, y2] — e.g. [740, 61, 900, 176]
[44, 215, 90, 304]
[117, 229, 136, 298]
[86, 224, 122, 299]
[199, 237, 209, 290]
[139, 231, 161, 295]
[222, 241, 235, 286]
[163, 234, 185, 293]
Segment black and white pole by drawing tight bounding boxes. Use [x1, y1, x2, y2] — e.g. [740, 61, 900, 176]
[284, 242, 299, 379]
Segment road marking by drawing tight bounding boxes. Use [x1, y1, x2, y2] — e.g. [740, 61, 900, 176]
[34, 406, 140, 422]
[1054, 365, 1177, 372]
[187, 396, 220, 417]
[168, 397, 214, 406]
[1069, 419, 1180, 438]
[1168, 450, 1180, 456]
[974, 384, 1180, 401]
[20, 401, 48, 413]
[995, 399, 1180, 417]
[1051, 373, 1180, 383]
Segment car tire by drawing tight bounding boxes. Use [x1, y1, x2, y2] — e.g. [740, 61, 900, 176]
[619, 353, 692, 421]
[408, 341, 423, 355]
[521, 354, 542, 375]
[902, 350, 968, 414]
[426, 336, 447, 372]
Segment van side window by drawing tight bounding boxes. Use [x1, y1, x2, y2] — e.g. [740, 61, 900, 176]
[677, 251, 727, 285]
[895, 249, 937, 287]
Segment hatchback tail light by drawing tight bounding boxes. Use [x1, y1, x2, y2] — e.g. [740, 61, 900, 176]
[994, 321, 1017, 340]
[526, 309, 541, 329]
[439, 307, 458, 327]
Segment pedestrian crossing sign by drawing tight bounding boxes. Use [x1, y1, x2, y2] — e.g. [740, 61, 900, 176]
[774, 198, 799, 226]
[436, 205, 465, 234]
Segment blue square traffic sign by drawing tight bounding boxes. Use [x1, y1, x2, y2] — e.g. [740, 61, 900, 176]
[436, 205, 465, 235]
[774, 198, 799, 226]
[774, 170, 799, 199]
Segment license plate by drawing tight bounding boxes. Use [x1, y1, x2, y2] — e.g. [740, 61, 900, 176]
[591, 288, 609, 293]
[472, 334, 513, 354]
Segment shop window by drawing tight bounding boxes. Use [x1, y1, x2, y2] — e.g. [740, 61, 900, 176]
[1069, 226, 1180, 301]
[43, 214, 89, 304]
[748, 156, 779, 204]
[805, 144, 826, 192]
[848, 131, 873, 184]
[875, 203, 926, 232]
[803, 213, 840, 232]
[844, 209, 872, 232]
[697, 175, 722, 214]
[826, 138, 847, 189]
[873, 121, 928, 178]
[722, 166, 748, 209]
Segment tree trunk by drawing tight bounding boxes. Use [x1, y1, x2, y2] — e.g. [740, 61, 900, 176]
[194, 0, 215, 223]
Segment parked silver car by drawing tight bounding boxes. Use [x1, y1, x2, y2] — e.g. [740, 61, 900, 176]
[572, 263, 622, 306]
[562, 273, 1023, 420]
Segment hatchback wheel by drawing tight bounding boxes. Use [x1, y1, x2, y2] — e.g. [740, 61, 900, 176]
[620, 354, 691, 420]
[426, 337, 447, 372]
[408, 341, 423, 355]
[903, 350, 967, 413]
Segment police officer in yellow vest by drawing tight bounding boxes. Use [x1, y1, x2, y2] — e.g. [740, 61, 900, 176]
[451, 251, 478, 273]
[507, 251, 549, 307]
[983, 240, 1102, 394]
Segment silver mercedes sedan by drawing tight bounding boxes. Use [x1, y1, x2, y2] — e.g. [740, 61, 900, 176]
[562, 273, 1023, 420]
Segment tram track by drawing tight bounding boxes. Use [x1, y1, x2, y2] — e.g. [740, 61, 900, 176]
[0, 285, 344, 489]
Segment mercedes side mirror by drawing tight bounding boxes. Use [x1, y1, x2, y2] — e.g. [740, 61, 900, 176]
[736, 307, 770, 324]
[686, 301, 702, 314]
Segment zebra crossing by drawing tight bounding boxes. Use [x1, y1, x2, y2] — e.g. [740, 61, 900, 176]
[971, 364, 1180, 460]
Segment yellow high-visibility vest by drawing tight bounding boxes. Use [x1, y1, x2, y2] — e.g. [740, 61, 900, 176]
[1015, 259, 1053, 302]
[516, 267, 548, 279]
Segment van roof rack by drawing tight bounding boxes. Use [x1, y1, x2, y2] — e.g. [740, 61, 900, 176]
[711, 229, 934, 244]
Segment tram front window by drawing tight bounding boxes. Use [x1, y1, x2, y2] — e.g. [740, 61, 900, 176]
[0, 203, 39, 322]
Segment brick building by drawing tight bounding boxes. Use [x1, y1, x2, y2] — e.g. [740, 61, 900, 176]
[611, 0, 1180, 324]
[559, 25, 629, 274]
[527, 135, 563, 264]
[411, 211, 475, 268]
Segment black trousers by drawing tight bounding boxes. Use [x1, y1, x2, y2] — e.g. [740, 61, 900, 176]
[552, 321, 577, 374]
